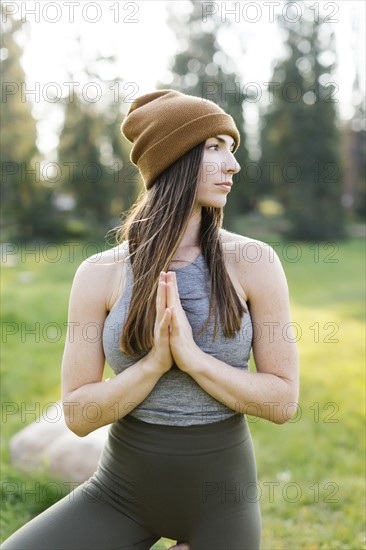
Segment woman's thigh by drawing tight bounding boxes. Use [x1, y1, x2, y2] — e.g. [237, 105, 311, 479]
[1, 481, 159, 550]
[189, 502, 262, 550]
[186, 446, 262, 550]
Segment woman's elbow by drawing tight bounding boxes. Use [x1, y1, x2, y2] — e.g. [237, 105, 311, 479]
[62, 400, 91, 437]
[273, 375, 299, 424]
[64, 416, 90, 437]
[273, 399, 299, 425]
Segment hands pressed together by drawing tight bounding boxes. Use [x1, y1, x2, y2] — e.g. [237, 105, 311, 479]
[150, 271, 201, 375]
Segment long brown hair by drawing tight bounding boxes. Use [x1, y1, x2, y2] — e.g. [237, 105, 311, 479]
[116, 142, 245, 356]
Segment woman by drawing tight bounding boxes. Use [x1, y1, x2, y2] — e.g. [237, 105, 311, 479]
[2, 90, 299, 549]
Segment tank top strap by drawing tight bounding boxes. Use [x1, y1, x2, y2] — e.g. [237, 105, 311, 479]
[124, 252, 134, 287]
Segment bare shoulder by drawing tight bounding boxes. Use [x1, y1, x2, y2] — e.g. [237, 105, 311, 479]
[219, 228, 287, 300]
[220, 228, 281, 266]
[70, 241, 129, 312]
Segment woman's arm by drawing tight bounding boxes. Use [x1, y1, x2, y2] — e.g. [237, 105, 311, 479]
[61, 255, 173, 437]
[167, 239, 299, 424]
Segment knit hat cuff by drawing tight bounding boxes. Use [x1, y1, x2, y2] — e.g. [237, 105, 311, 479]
[137, 112, 240, 187]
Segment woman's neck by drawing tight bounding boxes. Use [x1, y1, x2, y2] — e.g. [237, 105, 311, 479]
[175, 208, 201, 252]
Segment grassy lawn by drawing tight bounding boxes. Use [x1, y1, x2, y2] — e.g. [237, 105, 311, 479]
[1, 233, 365, 549]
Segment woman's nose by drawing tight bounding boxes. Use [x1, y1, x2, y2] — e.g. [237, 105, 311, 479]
[223, 152, 241, 174]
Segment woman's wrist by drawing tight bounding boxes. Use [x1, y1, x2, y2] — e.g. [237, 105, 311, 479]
[173, 342, 204, 374]
[143, 346, 173, 376]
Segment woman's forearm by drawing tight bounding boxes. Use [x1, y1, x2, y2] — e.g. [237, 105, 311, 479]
[186, 348, 299, 424]
[63, 353, 164, 437]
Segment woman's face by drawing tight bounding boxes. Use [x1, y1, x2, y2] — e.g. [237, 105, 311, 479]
[195, 134, 241, 209]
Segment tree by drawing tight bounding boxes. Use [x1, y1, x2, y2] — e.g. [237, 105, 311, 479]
[0, 6, 59, 240]
[340, 72, 366, 224]
[350, 99, 366, 221]
[58, 92, 111, 233]
[259, 1, 345, 240]
[160, 0, 253, 224]
[57, 66, 138, 239]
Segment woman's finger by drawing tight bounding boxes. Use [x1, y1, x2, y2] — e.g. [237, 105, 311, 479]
[160, 307, 171, 334]
[155, 273, 167, 323]
[166, 280, 176, 310]
[166, 271, 179, 297]
[172, 270, 179, 296]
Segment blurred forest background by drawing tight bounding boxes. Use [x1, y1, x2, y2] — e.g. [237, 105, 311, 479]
[1, 1, 365, 548]
[1, 0, 365, 243]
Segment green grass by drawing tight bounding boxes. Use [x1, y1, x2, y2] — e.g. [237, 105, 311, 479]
[1, 234, 365, 549]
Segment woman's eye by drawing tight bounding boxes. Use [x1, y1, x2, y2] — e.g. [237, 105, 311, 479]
[208, 144, 218, 150]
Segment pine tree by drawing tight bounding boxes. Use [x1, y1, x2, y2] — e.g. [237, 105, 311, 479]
[341, 74, 365, 224]
[259, 1, 345, 240]
[0, 6, 58, 240]
[57, 69, 136, 239]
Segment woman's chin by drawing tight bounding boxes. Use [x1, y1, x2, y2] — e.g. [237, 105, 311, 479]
[198, 197, 228, 209]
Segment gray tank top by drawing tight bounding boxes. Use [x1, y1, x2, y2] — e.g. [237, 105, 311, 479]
[102, 251, 253, 426]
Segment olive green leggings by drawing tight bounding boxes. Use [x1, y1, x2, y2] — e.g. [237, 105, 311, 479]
[1, 414, 261, 550]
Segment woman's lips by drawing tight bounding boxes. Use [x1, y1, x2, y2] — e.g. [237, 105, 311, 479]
[215, 182, 233, 191]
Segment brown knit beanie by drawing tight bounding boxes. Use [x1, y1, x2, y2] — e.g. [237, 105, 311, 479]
[120, 89, 240, 189]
